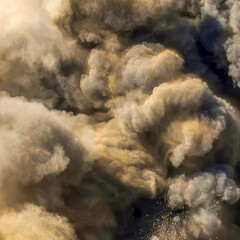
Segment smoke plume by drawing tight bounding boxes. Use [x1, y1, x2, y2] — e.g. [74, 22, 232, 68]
[0, 0, 240, 239]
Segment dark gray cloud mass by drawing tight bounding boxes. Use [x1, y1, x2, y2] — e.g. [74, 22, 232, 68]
[0, 0, 240, 240]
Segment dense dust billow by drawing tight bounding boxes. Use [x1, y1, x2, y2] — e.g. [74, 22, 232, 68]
[0, 0, 240, 239]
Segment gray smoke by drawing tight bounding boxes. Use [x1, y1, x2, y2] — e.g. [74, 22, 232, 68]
[0, 0, 240, 240]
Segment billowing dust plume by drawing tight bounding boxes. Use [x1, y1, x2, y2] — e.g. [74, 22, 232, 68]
[0, 0, 240, 239]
